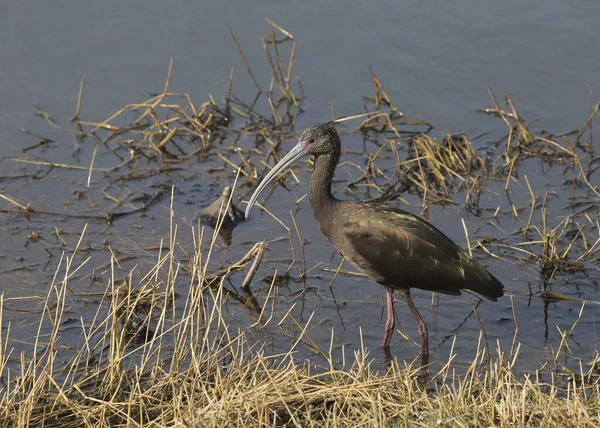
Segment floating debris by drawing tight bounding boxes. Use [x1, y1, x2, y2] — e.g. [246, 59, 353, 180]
[197, 186, 245, 246]
[199, 186, 245, 228]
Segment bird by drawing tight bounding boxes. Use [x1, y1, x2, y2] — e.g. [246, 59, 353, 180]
[244, 123, 504, 360]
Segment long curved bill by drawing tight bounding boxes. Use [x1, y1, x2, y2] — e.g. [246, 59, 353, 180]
[245, 141, 306, 219]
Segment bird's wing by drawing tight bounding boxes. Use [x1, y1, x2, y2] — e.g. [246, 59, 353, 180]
[340, 206, 493, 296]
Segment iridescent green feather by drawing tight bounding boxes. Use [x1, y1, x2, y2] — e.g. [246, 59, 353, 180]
[335, 203, 503, 300]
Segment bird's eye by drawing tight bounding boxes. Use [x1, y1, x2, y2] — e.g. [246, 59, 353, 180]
[301, 138, 314, 152]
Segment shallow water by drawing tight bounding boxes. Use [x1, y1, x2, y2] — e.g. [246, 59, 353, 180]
[1, 1, 599, 374]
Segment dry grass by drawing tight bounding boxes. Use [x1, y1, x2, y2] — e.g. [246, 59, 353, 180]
[0, 211, 599, 427]
[1, 19, 600, 428]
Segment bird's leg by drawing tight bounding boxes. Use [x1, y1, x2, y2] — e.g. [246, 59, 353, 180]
[402, 290, 429, 358]
[382, 288, 395, 348]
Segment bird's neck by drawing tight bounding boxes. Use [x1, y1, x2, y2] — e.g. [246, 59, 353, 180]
[309, 152, 339, 235]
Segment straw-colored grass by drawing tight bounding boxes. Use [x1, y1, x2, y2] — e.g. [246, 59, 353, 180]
[2, 19, 600, 427]
[0, 208, 599, 427]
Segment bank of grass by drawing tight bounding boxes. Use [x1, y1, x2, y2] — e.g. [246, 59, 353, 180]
[0, 216, 598, 428]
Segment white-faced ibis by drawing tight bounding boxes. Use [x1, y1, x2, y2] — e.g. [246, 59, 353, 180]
[245, 123, 504, 358]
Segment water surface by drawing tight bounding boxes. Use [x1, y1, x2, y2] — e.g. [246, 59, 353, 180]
[1, 0, 599, 373]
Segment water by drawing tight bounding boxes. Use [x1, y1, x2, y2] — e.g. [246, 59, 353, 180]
[1, 0, 599, 373]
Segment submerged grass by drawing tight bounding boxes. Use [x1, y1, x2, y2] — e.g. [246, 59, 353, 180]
[1, 213, 600, 427]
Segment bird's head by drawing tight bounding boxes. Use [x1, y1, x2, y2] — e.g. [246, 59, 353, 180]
[299, 122, 341, 157]
[244, 122, 340, 219]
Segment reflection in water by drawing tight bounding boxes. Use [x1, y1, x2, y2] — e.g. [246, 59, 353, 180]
[215, 226, 235, 247]
[434, 300, 481, 353]
[328, 285, 346, 332]
[383, 344, 430, 371]
[221, 283, 263, 322]
[203, 241, 267, 322]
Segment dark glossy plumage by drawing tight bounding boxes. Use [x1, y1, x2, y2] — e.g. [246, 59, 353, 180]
[245, 122, 504, 361]
[330, 202, 504, 300]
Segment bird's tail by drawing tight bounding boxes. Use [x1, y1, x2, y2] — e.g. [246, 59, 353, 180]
[464, 263, 505, 302]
